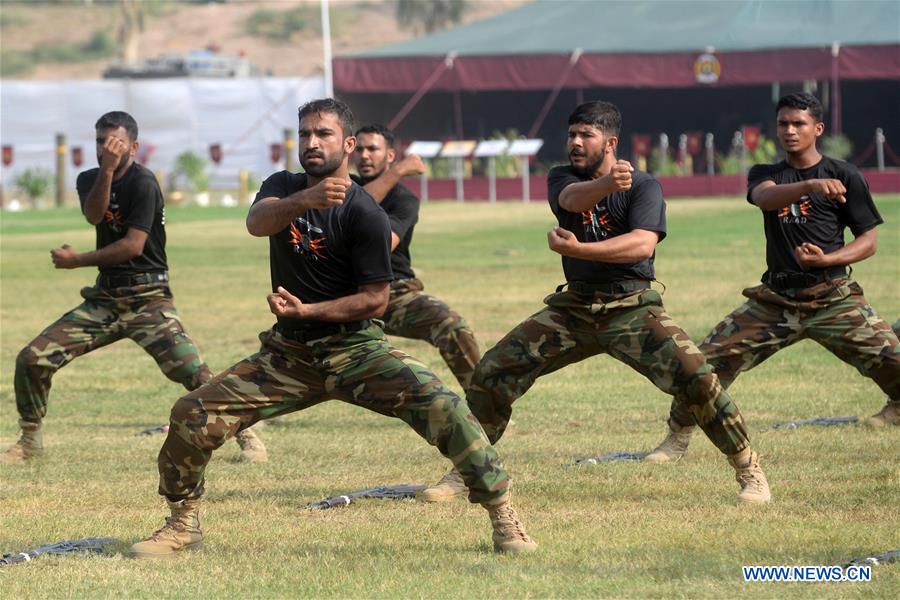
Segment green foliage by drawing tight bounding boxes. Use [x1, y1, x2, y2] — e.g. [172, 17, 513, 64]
[1, 48, 32, 76]
[396, 0, 467, 33]
[717, 136, 779, 175]
[13, 168, 54, 204]
[20, 29, 117, 67]
[821, 134, 853, 160]
[0, 7, 29, 29]
[173, 151, 209, 192]
[246, 6, 317, 40]
[648, 147, 681, 176]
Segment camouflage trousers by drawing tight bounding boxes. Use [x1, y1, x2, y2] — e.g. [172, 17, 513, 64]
[157, 325, 509, 504]
[669, 279, 900, 426]
[14, 283, 211, 423]
[466, 288, 749, 455]
[382, 278, 481, 390]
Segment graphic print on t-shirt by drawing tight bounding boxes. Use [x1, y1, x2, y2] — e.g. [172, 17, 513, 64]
[289, 216, 327, 260]
[582, 203, 614, 240]
[778, 196, 812, 223]
[104, 193, 124, 232]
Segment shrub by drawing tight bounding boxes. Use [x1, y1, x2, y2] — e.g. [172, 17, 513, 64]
[172, 152, 209, 193]
[14, 168, 54, 206]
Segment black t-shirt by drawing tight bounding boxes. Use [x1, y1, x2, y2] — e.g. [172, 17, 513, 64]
[380, 183, 419, 280]
[747, 156, 883, 274]
[254, 171, 393, 328]
[547, 165, 667, 283]
[76, 162, 167, 275]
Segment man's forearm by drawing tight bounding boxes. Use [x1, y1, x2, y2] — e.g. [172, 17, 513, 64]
[821, 230, 877, 267]
[363, 170, 403, 204]
[558, 178, 614, 213]
[247, 194, 310, 236]
[752, 181, 810, 211]
[294, 290, 388, 322]
[71, 238, 143, 268]
[82, 170, 115, 225]
[562, 232, 657, 264]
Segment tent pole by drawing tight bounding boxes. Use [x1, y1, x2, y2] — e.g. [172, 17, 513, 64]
[527, 49, 582, 138]
[453, 91, 464, 139]
[388, 52, 457, 132]
[321, 0, 333, 98]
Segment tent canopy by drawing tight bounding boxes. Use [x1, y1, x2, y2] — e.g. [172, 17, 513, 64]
[334, 0, 900, 92]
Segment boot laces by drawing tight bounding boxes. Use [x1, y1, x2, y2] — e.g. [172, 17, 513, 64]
[149, 515, 187, 541]
[493, 505, 531, 542]
[436, 468, 464, 488]
[736, 464, 764, 492]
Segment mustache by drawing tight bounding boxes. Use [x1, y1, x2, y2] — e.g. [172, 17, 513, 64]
[303, 151, 324, 159]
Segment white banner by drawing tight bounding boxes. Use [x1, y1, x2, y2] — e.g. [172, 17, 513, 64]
[0, 77, 325, 193]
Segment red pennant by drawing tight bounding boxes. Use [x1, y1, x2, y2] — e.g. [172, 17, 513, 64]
[270, 143, 282, 164]
[209, 143, 223, 164]
[2, 145, 12, 167]
[71, 146, 83, 167]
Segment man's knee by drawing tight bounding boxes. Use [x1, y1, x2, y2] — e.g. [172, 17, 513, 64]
[167, 391, 234, 450]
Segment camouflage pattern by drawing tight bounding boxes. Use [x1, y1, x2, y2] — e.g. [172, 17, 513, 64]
[466, 288, 750, 455]
[668, 279, 900, 426]
[382, 278, 481, 389]
[14, 283, 210, 423]
[157, 325, 509, 504]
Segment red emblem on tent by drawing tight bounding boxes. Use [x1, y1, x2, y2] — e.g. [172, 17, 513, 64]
[71, 146, 84, 167]
[2, 145, 12, 166]
[270, 143, 282, 164]
[137, 143, 155, 165]
[209, 143, 223, 164]
[686, 133, 703, 155]
[743, 126, 761, 151]
[631, 135, 651, 157]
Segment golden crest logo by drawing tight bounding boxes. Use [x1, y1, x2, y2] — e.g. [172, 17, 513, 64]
[694, 53, 721, 84]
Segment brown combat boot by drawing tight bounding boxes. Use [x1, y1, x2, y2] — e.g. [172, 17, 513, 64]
[129, 497, 203, 559]
[236, 427, 268, 463]
[420, 467, 468, 502]
[482, 494, 537, 553]
[644, 421, 695, 463]
[0, 419, 44, 464]
[727, 449, 771, 504]
[865, 401, 900, 427]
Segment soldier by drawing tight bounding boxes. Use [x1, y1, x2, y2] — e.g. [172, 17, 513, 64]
[1, 111, 265, 464]
[422, 101, 771, 504]
[352, 124, 481, 392]
[647, 93, 899, 463]
[128, 99, 536, 559]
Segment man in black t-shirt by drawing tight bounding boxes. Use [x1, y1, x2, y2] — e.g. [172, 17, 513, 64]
[0, 111, 266, 464]
[129, 99, 536, 559]
[647, 93, 900, 462]
[423, 101, 771, 505]
[352, 124, 482, 395]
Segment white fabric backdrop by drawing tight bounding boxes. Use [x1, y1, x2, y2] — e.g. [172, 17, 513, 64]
[0, 77, 325, 192]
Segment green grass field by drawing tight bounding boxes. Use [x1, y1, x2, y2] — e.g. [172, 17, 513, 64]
[1, 197, 898, 598]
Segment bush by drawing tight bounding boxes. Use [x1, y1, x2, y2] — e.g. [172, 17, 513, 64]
[1, 48, 32, 76]
[820, 135, 853, 161]
[14, 168, 54, 206]
[172, 152, 209, 193]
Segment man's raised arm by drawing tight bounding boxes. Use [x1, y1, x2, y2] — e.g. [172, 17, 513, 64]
[247, 177, 350, 237]
[558, 160, 634, 213]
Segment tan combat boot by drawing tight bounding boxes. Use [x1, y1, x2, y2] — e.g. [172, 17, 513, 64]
[727, 449, 771, 504]
[482, 494, 537, 553]
[644, 421, 695, 463]
[0, 419, 44, 464]
[236, 427, 268, 463]
[420, 467, 468, 502]
[129, 497, 203, 559]
[865, 401, 900, 427]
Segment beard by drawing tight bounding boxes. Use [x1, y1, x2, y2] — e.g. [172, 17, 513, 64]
[300, 151, 344, 177]
[98, 152, 131, 173]
[570, 149, 606, 177]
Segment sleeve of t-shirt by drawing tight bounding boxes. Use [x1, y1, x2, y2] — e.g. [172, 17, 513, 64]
[627, 177, 667, 242]
[385, 187, 419, 239]
[347, 189, 394, 285]
[746, 163, 777, 204]
[76, 171, 92, 212]
[253, 171, 288, 204]
[547, 166, 581, 217]
[839, 165, 883, 236]
[123, 173, 162, 233]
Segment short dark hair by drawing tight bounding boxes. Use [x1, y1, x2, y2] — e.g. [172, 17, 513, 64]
[298, 98, 354, 137]
[776, 93, 824, 122]
[95, 111, 138, 141]
[568, 101, 621, 137]
[354, 124, 395, 148]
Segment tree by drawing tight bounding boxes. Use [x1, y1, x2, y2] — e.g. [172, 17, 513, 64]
[395, 0, 467, 34]
[118, 0, 144, 65]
